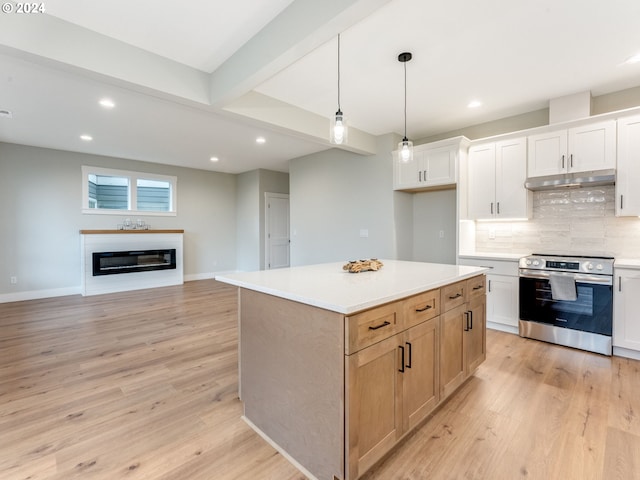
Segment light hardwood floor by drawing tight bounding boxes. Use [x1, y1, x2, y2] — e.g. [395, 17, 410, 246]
[1, 279, 640, 479]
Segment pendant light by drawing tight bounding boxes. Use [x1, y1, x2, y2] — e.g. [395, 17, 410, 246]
[330, 34, 347, 144]
[398, 52, 413, 162]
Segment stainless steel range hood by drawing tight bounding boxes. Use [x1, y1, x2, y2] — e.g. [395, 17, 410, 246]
[525, 169, 615, 191]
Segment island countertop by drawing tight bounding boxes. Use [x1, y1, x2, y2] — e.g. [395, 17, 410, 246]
[215, 259, 488, 315]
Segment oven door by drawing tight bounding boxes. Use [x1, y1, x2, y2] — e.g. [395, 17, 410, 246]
[519, 270, 612, 336]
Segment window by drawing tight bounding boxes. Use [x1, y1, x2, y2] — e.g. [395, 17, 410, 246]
[82, 166, 176, 216]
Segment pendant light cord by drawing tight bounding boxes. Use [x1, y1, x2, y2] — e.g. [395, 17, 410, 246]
[337, 34, 341, 112]
[403, 58, 407, 138]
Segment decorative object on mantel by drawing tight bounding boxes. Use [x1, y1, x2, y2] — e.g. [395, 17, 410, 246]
[117, 218, 150, 230]
[343, 258, 384, 273]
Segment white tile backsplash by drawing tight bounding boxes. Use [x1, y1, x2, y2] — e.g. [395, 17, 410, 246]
[475, 186, 640, 257]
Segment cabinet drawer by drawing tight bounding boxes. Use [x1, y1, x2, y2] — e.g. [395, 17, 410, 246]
[467, 275, 486, 300]
[403, 289, 440, 329]
[441, 280, 466, 312]
[345, 301, 401, 354]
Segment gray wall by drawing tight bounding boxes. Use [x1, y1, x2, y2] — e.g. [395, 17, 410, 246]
[236, 169, 290, 271]
[289, 134, 402, 265]
[412, 189, 457, 264]
[0, 142, 237, 299]
[236, 170, 260, 272]
[258, 169, 290, 269]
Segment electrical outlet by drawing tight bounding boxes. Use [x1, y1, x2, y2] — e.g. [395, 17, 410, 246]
[488, 228, 496, 240]
[10, 276, 17, 285]
[439, 230, 445, 239]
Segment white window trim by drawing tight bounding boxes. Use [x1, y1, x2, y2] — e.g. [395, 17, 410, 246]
[82, 165, 177, 216]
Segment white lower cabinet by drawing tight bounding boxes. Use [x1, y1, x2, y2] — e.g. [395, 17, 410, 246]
[613, 267, 640, 355]
[486, 274, 519, 330]
[458, 256, 520, 333]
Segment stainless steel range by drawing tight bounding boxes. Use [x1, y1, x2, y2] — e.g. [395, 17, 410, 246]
[518, 253, 614, 356]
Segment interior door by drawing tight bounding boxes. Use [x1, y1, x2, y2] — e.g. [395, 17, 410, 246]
[265, 193, 290, 269]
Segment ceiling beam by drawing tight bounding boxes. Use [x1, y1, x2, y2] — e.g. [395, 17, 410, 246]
[209, 0, 392, 107]
[0, 13, 210, 105]
[224, 91, 377, 154]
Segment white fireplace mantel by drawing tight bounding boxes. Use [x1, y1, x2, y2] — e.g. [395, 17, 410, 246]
[80, 230, 184, 296]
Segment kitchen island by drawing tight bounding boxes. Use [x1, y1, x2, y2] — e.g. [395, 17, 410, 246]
[216, 260, 488, 480]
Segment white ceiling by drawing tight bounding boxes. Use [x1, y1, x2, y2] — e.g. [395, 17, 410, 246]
[1, 0, 640, 174]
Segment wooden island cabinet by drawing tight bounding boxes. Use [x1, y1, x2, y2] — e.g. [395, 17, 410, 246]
[217, 260, 487, 480]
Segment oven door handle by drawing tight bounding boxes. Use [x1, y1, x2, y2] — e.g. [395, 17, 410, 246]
[519, 269, 613, 286]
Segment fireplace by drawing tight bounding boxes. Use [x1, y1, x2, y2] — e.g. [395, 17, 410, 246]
[92, 249, 176, 276]
[80, 230, 183, 296]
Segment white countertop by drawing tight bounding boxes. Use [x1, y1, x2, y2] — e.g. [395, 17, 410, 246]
[615, 259, 640, 269]
[215, 260, 488, 314]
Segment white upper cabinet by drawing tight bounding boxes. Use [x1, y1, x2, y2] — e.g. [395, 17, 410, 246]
[616, 114, 640, 216]
[527, 120, 616, 178]
[468, 137, 530, 220]
[393, 137, 468, 191]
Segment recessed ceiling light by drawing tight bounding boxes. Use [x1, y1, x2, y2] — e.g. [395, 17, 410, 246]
[623, 53, 640, 65]
[210, 156, 219, 162]
[80, 134, 93, 141]
[467, 100, 483, 108]
[99, 98, 115, 108]
[256, 136, 266, 144]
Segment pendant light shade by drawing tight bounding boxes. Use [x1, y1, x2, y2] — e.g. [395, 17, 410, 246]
[330, 34, 348, 144]
[398, 52, 413, 162]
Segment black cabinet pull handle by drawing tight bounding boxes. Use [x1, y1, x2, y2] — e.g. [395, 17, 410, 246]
[570, 154, 574, 168]
[368, 320, 390, 330]
[415, 304, 433, 312]
[497, 202, 500, 215]
[406, 342, 412, 368]
[562, 154, 565, 169]
[621, 195, 624, 210]
[470, 310, 473, 329]
[472, 285, 483, 291]
[464, 311, 470, 331]
[399, 345, 405, 373]
[449, 293, 462, 299]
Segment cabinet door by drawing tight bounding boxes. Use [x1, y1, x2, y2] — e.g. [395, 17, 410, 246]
[495, 137, 530, 219]
[467, 143, 496, 219]
[440, 304, 466, 398]
[568, 120, 616, 173]
[402, 317, 440, 432]
[486, 274, 519, 328]
[616, 115, 640, 216]
[527, 130, 567, 177]
[465, 294, 486, 374]
[422, 145, 457, 186]
[346, 334, 402, 479]
[613, 270, 640, 351]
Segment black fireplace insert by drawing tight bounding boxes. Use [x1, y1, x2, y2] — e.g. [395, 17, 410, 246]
[92, 249, 176, 276]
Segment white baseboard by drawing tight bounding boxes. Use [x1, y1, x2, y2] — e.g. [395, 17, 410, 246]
[0, 286, 81, 304]
[487, 321, 519, 335]
[0, 272, 242, 303]
[613, 346, 640, 361]
[184, 272, 215, 281]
